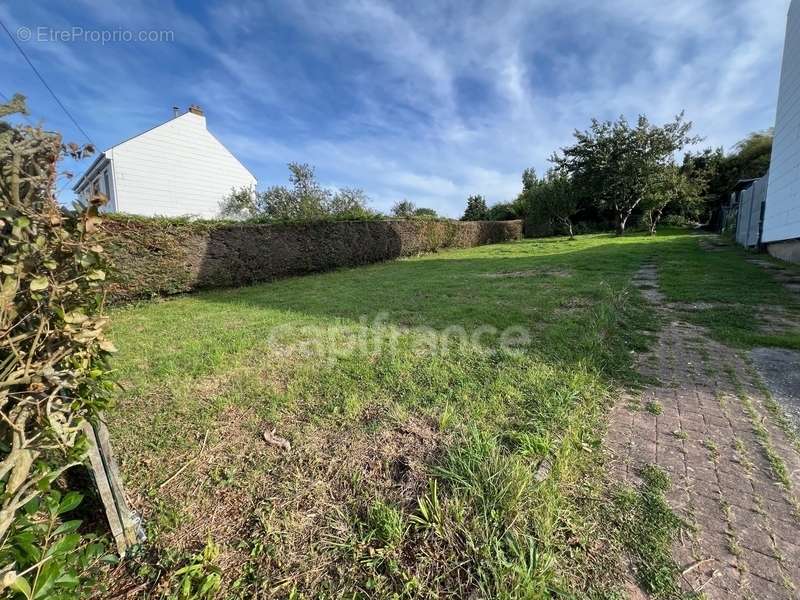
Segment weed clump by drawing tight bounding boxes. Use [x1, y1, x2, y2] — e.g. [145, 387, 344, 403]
[612, 465, 686, 598]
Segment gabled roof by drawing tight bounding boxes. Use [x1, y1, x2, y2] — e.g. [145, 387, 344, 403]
[103, 111, 190, 154]
[72, 153, 109, 192]
[732, 178, 757, 192]
[72, 110, 256, 191]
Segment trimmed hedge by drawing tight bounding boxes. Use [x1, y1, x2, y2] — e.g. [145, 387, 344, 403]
[102, 217, 523, 301]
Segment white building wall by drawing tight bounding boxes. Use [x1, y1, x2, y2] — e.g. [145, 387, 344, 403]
[763, 0, 800, 243]
[108, 112, 255, 218]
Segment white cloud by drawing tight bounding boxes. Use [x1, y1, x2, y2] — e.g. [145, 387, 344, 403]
[3, 0, 792, 215]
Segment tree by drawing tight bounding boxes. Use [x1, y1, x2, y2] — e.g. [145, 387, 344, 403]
[461, 195, 488, 221]
[486, 202, 518, 221]
[521, 167, 538, 194]
[682, 130, 772, 227]
[219, 185, 258, 218]
[552, 113, 699, 235]
[220, 163, 375, 221]
[642, 163, 699, 235]
[730, 131, 772, 179]
[329, 187, 374, 220]
[261, 163, 331, 221]
[391, 199, 417, 218]
[537, 170, 580, 239]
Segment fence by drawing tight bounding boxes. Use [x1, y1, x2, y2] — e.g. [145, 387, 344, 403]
[730, 172, 769, 248]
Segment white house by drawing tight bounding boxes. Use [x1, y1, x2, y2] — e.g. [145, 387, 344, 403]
[73, 105, 256, 219]
[763, 0, 800, 262]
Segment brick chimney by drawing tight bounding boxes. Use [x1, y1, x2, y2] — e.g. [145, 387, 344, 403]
[188, 104, 204, 116]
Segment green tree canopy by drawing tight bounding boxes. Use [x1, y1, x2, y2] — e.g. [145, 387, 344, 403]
[682, 130, 772, 225]
[642, 162, 700, 234]
[486, 202, 519, 221]
[461, 195, 488, 221]
[552, 113, 699, 235]
[391, 199, 417, 218]
[220, 163, 375, 222]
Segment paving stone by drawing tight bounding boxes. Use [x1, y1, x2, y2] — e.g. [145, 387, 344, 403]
[704, 563, 743, 595]
[744, 571, 793, 599]
[717, 471, 756, 496]
[736, 524, 776, 557]
[762, 497, 800, 527]
[606, 262, 800, 599]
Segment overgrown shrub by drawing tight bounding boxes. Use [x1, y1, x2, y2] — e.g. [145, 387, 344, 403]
[486, 202, 518, 221]
[389, 201, 438, 219]
[99, 217, 523, 302]
[220, 163, 379, 222]
[0, 95, 115, 595]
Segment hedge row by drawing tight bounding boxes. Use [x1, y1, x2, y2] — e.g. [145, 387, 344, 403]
[102, 217, 523, 301]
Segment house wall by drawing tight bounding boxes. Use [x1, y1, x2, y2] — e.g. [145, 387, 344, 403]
[108, 112, 255, 218]
[763, 0, 800, 244]
[76, 159, 117, 212]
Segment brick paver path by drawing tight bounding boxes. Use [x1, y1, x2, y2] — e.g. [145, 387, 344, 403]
[607, 263, 800, 599]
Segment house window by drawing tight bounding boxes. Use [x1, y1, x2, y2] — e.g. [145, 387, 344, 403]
[103, 170, 114, 210]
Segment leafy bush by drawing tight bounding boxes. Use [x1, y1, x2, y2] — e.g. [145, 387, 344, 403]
[390, 199, 416, 218]
[659, 214, 695, 228]
[0, 95, 114, 596]
[486, 202, 518, 221]
[1, 490, 115, 599]
[100, 218, 522, 301]
[412, 207, 438, 219]
[518, 170, 580, 238]
[390, 201, 438, 219]
[220, 163, 378, 222]
[166, 539, 222, 600]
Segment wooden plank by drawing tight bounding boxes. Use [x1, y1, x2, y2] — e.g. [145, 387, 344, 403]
[82, 419, 143, 555]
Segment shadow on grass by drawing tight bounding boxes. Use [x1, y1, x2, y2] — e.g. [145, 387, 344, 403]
[110, 231, 800, 395]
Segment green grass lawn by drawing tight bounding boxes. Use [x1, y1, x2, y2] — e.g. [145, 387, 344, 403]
[106, 230, 800, 598]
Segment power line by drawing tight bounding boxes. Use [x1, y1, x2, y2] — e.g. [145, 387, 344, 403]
[2, 87, 77, 198]
[0, 19, 95, 146]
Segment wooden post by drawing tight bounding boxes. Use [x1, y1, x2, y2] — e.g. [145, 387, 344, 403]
[82, 418, 144, 555]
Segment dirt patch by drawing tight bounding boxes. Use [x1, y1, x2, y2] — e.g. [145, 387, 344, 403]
[558, 297, 593, 310]
[117, 405, 448, 593]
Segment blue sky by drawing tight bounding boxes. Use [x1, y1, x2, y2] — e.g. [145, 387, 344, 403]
[0, 0, 792, 217]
